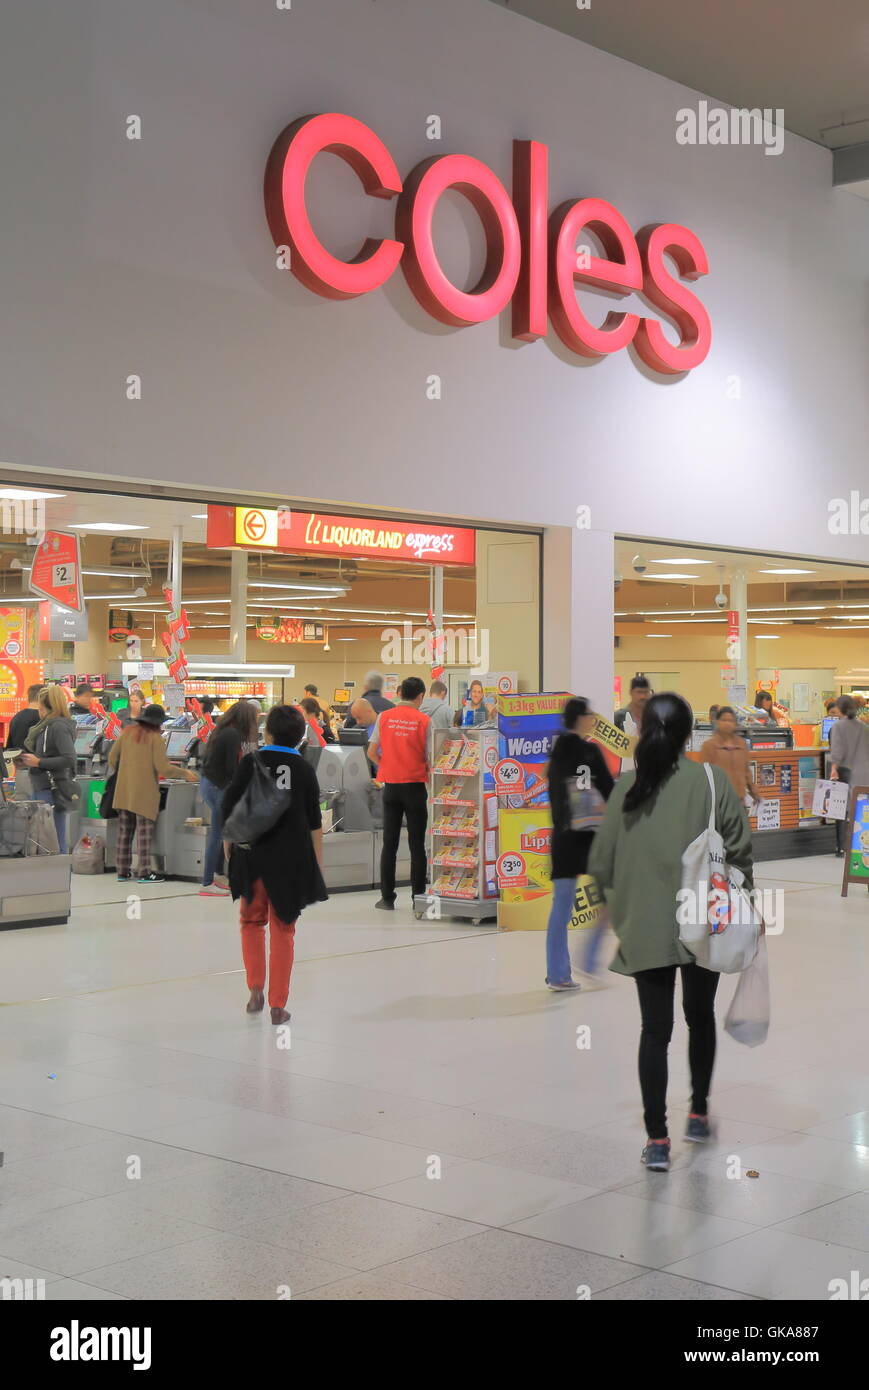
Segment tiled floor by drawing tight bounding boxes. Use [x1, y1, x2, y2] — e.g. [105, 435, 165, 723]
[1, 855, 868, 1299]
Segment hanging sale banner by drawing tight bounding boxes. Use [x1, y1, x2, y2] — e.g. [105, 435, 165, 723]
[29, 531, 83, 612]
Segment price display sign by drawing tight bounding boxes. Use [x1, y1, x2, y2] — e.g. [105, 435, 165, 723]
[494, 758, 524, 793]
[30, 531, 83, 612]
[496, 850, 528, 888]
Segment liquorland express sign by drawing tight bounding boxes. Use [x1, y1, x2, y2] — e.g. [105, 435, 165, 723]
[207, 506, 476, 565]
[264, 113, 711, 375]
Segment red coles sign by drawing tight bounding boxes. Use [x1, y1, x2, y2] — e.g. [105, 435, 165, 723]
[264, 113, 711, 375]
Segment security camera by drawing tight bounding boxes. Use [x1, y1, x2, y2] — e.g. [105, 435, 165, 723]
[632, 554, 647, 575]
[714, 591, 728, 608]
[614, 571, 623, 590]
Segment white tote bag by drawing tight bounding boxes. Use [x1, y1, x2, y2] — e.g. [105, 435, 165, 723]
[679, 763, 761, 974]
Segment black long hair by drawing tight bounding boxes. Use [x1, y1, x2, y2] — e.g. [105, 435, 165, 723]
[623, 692, 693, 814]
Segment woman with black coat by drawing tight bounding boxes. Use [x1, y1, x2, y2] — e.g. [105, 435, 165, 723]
[198, 700, 259, 896]
[222, 704, 328, 1024]
[545, 697, 614, 990]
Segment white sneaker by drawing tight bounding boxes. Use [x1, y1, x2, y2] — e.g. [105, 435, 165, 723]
[199, 883, 230, 897]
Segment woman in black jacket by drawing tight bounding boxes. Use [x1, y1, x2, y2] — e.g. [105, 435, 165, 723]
[222, 704, 328, 1024]
[545, 697, 614, 990]
[198, 700, 259, 896]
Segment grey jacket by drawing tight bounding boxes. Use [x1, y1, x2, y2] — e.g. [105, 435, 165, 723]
[830, 715, 869, 787]
[29, 716, 78, 808]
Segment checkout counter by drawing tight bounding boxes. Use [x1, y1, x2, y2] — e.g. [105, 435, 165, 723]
[314, 731, 412, 891]
[66, 724, 409, 889]
[74, 725, 204, 877]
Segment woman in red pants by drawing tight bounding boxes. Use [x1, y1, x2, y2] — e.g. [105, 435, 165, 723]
[222, 704, 327, 1024]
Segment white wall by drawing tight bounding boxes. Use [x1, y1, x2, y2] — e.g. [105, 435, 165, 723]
[1, 0, 868, 570]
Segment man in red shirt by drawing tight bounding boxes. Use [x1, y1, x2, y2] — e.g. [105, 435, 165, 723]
[368, 676, 430, 910]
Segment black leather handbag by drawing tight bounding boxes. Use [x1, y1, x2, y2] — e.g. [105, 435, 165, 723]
[99, 770, 118, 820]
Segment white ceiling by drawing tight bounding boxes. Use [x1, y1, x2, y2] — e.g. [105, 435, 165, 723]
[491, 0, 869, 147]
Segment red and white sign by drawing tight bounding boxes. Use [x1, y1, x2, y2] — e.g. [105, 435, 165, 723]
[207, 506, 475, 566]
[264, 113, 711, 376]
[30, 531, 82, 612]
[494, 758, 524, 793]
[496, 850, 528, 888]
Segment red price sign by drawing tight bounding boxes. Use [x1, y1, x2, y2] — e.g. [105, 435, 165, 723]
[30, 531, 82, 611]
[495, 758, 524, 792]
[496, 851, 527, 888]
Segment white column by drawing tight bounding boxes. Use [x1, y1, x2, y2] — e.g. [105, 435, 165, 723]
[731, 568, 749, 694]
[168, 525, 183, 614]
[543, 526, 614, 715]
[230, 549, 247, 663]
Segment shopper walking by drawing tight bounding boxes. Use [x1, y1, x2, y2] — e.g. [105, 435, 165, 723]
[222, 704, 327, 1025]
[614, 676, 652, 737]
[545, 697, 614, 990]
[368, 676, 430, 910]
[199, 700, 259, 896]
[589, 692, 753, 1171]
[699, 706, 760, 806]
[108, 704, 199, 883]
[830, 695, 869, 856]
[19, 686, 77, 852]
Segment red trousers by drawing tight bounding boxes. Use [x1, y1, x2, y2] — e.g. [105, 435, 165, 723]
[239, 878, 296, 1009]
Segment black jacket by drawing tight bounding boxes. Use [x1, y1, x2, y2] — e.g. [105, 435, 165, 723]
[201, 725, 244, 790]
[222, 749, 328, 923]
[5, 706, 40, 751]
[343, 690, 394, 728]
[547, 733, 614, 879]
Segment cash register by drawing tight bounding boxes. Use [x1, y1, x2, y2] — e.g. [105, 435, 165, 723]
[164, 728, 195, 764]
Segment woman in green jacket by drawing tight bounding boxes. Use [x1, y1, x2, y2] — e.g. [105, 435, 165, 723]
[589, 692, 753, 1172]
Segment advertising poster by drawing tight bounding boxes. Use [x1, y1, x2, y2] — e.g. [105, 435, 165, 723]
[0, 607, 27, 660]
[843, 789, 869, 888]
[29, 530, 83, 612]
[569, 875, 605, 929]
[757, 799, 781, 831]
[799, 755, 822, 823]
[0, 659, 45, 721]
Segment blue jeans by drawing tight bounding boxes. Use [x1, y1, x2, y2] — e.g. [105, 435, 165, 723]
[546, 876, 577, 983]
[33, 788, 67, 854]
[199, 775, 225, 886]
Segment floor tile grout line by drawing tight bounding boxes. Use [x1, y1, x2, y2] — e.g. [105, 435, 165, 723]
[0, 927, 496, 1008]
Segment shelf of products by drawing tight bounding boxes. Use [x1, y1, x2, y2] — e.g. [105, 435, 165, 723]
[427, 727, 499, 915]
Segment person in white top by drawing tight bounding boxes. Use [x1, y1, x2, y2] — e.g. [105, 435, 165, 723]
[614, 676, 652, 737]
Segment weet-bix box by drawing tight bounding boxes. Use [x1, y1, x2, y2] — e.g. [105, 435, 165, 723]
[492, 692, 571, 807]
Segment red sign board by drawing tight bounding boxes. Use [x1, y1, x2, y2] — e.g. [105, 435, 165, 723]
[30, 531, 82, 611]
[207, 506, 475, 566]
[264, 113, 711, 376]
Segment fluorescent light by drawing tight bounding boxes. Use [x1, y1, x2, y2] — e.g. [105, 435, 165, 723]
[648, 617, 726, 624]
[84, 588, 147, 600]
[749, 605, 825, 612]
[755, 635, 781, 640]
[82, 568, 150, 579]
[0, 488, 66, 500]
[68, 522, 148, 532]
[824, 625, 869, 630]
[191, 513, 208, 519]
[758, 567, 814, 575]
[650, 557, 713, 565]
[645, 634, 672, 638]
[335, 637, 357, 642]
[248, 581, 347, 593]
[639, 573, 700, 581]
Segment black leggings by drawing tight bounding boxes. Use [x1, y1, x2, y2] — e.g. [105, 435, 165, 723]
[634, 963, 720, 1140]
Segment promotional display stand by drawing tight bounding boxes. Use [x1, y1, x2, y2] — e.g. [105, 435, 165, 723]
[417, 724, 499, 924]
[840, 785, 869, 897]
